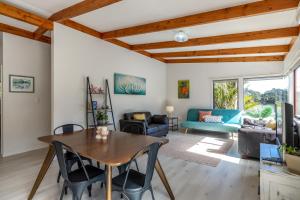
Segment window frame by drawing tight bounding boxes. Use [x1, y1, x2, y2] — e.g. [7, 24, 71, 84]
[243, 76, 289, 111]
[213, 79, 239, 110]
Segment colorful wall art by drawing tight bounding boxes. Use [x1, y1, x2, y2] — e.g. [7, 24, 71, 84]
[114, 73, 146, 95]
[178, 80, 189, 99]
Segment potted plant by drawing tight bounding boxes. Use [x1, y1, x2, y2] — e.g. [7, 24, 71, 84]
[280, 144, 300, 175]
[96, 111, 108, 125]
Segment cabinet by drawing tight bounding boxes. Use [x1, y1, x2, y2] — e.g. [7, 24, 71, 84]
[260, 144, 300, 200]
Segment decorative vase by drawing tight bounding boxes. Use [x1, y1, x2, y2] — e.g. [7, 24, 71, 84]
[96, 126, 109, 140]
[285, 154, 300, 175]
[97, 120, 107, 126]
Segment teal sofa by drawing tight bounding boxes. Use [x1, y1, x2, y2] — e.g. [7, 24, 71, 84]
[181, 109, 242, 133]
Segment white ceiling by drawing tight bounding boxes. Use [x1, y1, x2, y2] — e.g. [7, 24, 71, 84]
[0, 0, 297, 60]
[120, 10, 297, 44]
[3, 0, 83, 17]
[74, 0, 258, 32]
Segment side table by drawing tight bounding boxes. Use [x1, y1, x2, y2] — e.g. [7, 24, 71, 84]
[168, 117, 178, 131]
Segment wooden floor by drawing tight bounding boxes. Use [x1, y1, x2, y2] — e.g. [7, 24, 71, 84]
[0, 131, 259, 200]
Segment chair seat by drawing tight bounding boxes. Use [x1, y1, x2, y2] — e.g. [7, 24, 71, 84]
[112, 169, 145, 191]
[68, 165, 104, 182]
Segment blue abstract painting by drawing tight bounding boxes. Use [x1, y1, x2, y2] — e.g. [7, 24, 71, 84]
[114, 73, 146, 95]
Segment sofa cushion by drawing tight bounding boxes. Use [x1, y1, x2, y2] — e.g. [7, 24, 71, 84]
[199, 111, 212, 122]
[147, 124, 168, 133]
[133, 113, 146, 121]
[147, 124, 160, 134]
[124, 112, 152, 124]
[204, 115, 223, 123]
[151, 115, 167, 124]
[181, 121, 240, 133]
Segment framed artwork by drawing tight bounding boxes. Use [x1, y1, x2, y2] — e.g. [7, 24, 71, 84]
[178, 80, 190, 99]
[114, 73, 146, 95]
[9, 75, 35, 93]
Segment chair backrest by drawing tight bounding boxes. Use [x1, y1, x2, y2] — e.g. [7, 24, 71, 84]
[54, 124, 84, 135]
[52, 141, 89, 182]
[126, 142, 161, 190]
[144, 142, 160, 189]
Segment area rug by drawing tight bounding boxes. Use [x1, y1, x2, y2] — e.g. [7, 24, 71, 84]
[160, 133, 234, 167]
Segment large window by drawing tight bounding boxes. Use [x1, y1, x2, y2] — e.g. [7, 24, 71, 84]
[213, 79, 238, 109]
[244, 77, 288, 120]
[295, 67, 300, 116]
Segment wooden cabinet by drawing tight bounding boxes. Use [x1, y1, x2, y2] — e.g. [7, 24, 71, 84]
[260, 144, 300, 200]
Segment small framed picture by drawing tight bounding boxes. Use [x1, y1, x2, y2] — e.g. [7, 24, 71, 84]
[9, 75, 35, 93]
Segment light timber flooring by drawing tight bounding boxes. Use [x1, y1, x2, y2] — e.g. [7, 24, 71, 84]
[0, 131, 259, 200]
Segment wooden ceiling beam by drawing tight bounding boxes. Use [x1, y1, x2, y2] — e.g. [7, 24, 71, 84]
[0, 2, 53, 30]
[34, 0, 121, 37]
[151, 45, 290, 58]
[165, 56, 285, 63]
[59, 20, 165, 63]
[132, 27, 300, 50]
[102, 0, 300, 39]
[289, 36, 298, 51]
[60, 19, 103, 39]
[49, 0, 121, 21]
[0, 23, 51, 44]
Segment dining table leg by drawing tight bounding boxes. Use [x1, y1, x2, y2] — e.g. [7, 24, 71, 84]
[155, 159, 175, 200]
[106, 165, 112, 200]
[28, 145, 55, 200]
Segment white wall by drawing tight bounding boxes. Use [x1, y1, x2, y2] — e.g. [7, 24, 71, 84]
[284, 36, 300, 74]
[0, 32, 3, 155]
[167, 62, 284, 121]
[2, 33, 51, 156]
[52, 23, 167, 129]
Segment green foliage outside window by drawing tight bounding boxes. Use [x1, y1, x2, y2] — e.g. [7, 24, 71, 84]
[213, 80, 238, 109]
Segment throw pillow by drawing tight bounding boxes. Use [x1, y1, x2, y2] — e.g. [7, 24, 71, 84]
[199, 111, 212, 122]
[133, 113, 146, 121]
[266, 120, 276, 130]
[204, 115, 223, 123]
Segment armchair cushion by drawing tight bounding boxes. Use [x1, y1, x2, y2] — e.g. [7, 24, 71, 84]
[151, 115, 168, 124]
[119, 119, 147, 133]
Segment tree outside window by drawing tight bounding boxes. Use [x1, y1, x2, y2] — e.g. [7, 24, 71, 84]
[213, 79, 238, 109]
[244, 77, 288, 120]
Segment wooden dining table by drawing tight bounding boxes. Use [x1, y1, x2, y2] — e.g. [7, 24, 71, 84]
[27, 128, 175, 200]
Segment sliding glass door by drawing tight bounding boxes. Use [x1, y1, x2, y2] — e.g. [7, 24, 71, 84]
[243, 77, 288, 120]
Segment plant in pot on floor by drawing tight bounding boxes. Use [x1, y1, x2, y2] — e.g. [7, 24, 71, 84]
[96, 111, 108, 126]
[280, 144, 300, 175]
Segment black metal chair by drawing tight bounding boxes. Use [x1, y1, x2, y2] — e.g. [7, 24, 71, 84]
[54, 124, 93, 196]
[112, 142, 161, 200]
[121, 125, 142, 172]
[52, 140, 105, 200]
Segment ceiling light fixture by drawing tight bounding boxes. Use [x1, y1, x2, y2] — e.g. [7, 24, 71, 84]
[174, 30, 189, 43]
